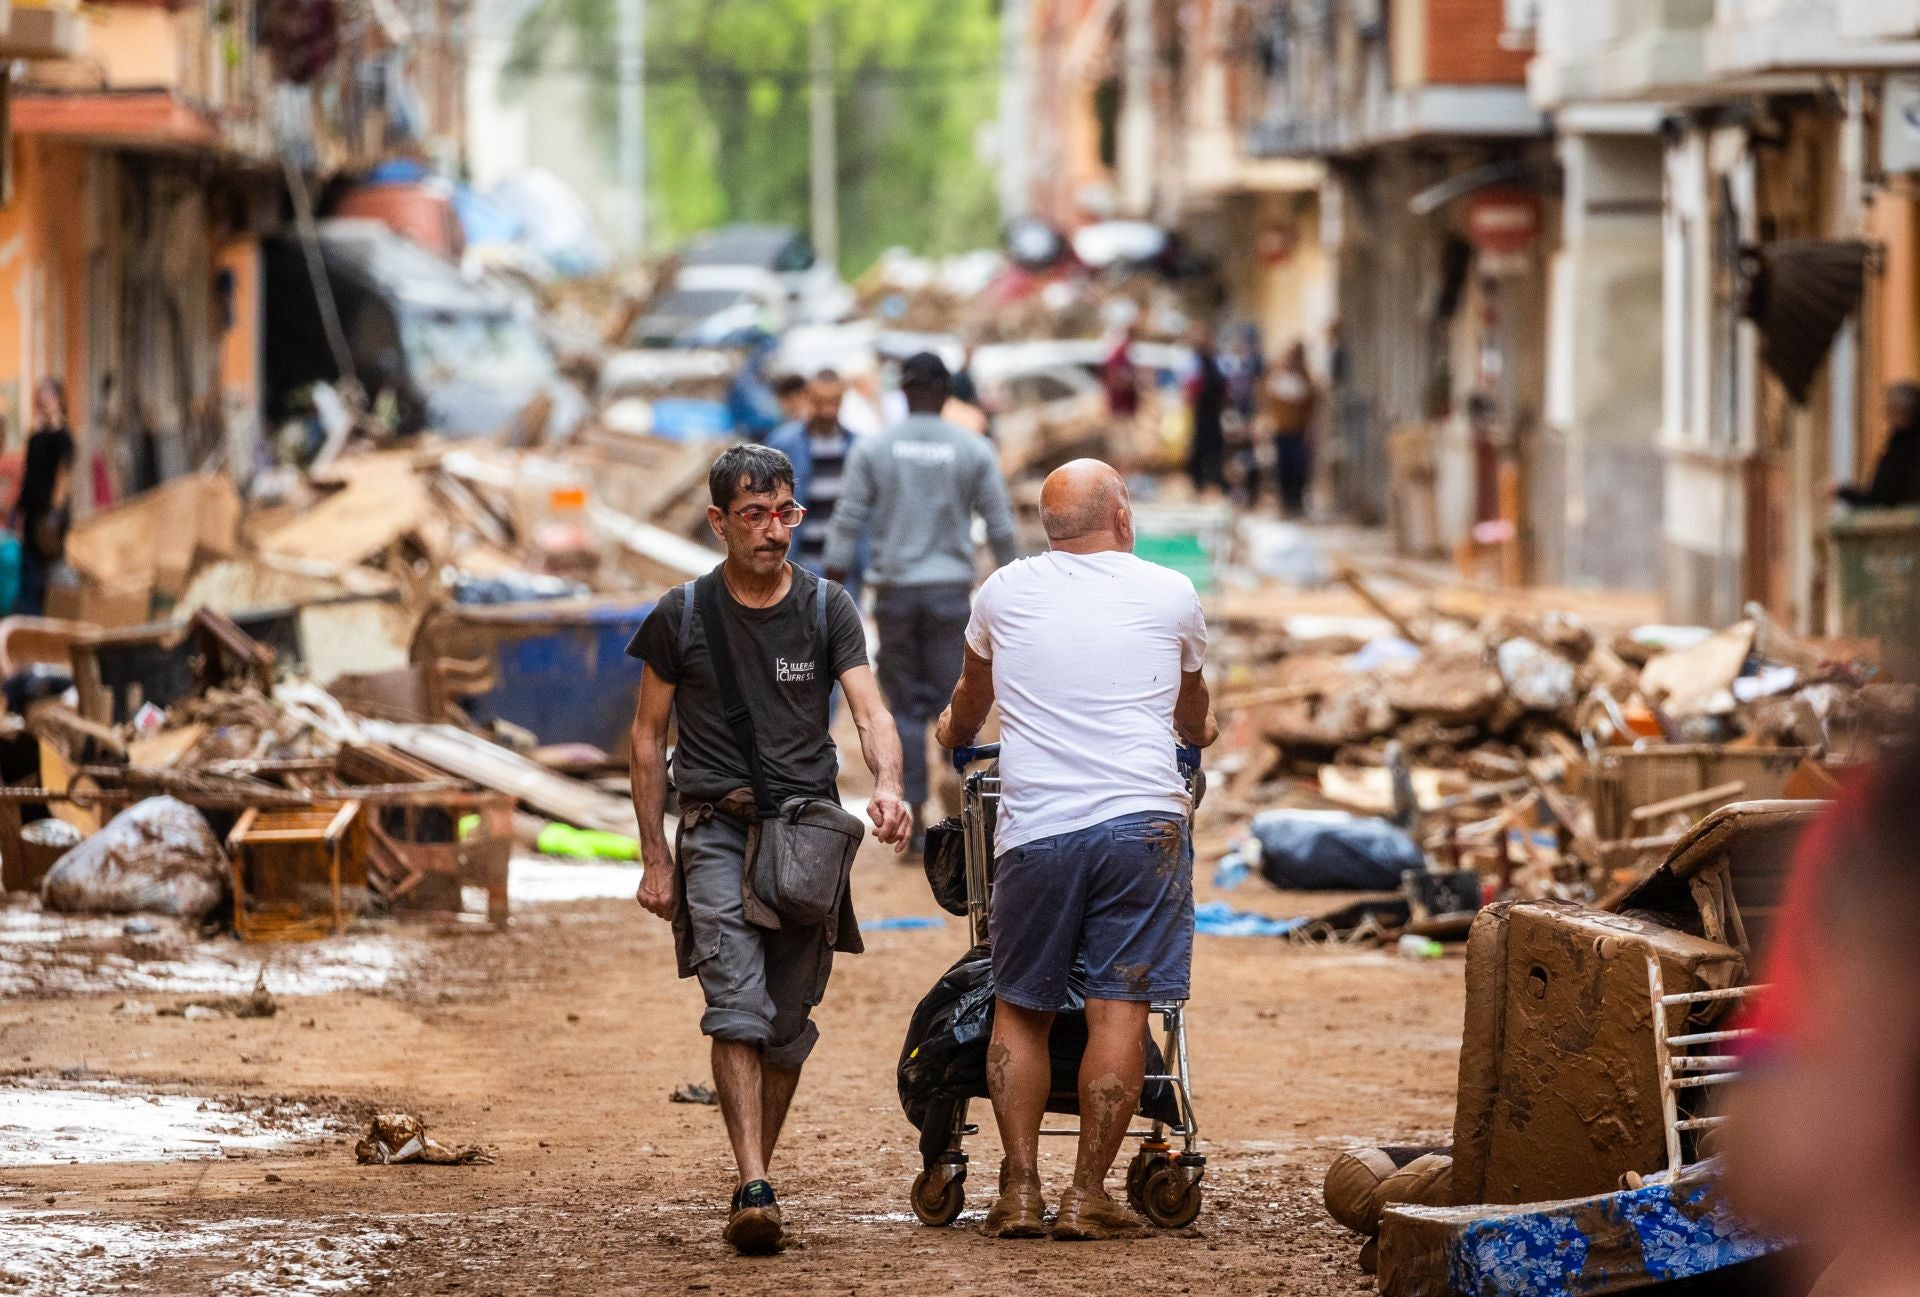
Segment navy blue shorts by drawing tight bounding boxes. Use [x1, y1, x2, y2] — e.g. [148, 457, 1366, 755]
[989, 810, 1195, 1010]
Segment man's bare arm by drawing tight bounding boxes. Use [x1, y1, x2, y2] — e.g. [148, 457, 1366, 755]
[629, 664, 679, 919]
[935, 645, 995, 751]
[1173, 668, 1219, 749]
[838, 664, 911, 850]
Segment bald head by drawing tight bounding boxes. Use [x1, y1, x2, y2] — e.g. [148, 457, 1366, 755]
[1040, 459, 1132, 552]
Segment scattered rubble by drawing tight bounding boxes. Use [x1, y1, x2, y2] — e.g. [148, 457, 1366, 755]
[353, 1113, 493, 1166]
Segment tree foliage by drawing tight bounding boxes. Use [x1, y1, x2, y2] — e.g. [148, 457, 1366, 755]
[506, 0, 1003, 272]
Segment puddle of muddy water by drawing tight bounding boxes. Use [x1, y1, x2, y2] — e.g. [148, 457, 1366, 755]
[0, 1212, 401, 1297]
[0, 1082, 336, 1166]
[0, 904, 413, 998]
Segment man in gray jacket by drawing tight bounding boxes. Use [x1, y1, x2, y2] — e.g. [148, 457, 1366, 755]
[825, 352, 1018, 852]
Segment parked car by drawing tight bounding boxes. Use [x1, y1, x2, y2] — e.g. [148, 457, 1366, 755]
[263, 220, 584, 439]
[627, 265, 790, 348]
[680, 223, 852, 324]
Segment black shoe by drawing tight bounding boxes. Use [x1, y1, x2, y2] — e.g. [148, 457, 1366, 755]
[725, 1180, 786, 1255]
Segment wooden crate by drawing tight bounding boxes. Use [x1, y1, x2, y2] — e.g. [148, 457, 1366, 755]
[364, 791, 514, 928]
[1589, 746, 1816, 843]
[228, 800, 367, 941]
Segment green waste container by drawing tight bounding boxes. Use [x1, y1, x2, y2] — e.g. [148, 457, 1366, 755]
[1827, 506, 1920, 677]
[1131, 505, 1232, 593]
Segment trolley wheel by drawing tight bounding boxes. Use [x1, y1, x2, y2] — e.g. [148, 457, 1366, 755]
[1125, 1149, 1169, 1214]
[911, 1169, 966, 1227]
[1139, 1162, 1203, 1229]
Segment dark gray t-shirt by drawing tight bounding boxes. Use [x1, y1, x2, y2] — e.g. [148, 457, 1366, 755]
[627, 565, 868, 805]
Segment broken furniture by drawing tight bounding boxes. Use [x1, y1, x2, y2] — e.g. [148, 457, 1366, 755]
[1447, 900, 1745, 1208]
[364, 790, 512, 928]
[1647, 963, 1766, 1175]
[1605, 799, 1820, 962]
[1378, 1158, 1786, 1297]
[227, 799, 368, 941]
[0, 785, 130, 893]
[339, 738, 512, 927]
[71, 608, 291, 725]
[1589, 745, 1815, 843]
[0, 616, 93, 681]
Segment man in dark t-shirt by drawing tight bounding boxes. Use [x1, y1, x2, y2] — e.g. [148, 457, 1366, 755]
[626, 443, 910, 1256]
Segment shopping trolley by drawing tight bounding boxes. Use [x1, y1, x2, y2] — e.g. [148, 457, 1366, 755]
[906, 741, 1207, 1229]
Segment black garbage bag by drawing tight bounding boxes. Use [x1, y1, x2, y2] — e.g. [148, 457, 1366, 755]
[898, 944, 1182, 1137]
[921, 816, 970, 917]
[1247, 809, 1424, 890]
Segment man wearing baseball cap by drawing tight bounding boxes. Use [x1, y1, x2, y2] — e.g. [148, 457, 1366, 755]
[825, 352, 1018, 853]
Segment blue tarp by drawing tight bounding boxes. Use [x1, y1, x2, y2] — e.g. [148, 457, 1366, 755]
[1193, 901, 1302, 938]
[650, 399, 735, 442]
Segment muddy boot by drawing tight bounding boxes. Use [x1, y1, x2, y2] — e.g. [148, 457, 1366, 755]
[724, 1180, 786, 1255]
[981, 1178, 1048, 1239]
[1050, 1187, 1148, 1241]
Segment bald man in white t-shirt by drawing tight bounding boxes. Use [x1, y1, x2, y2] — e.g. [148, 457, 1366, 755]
[935, 459, 1217, 1241]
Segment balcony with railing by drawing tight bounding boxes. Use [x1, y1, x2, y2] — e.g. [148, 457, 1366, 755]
[1529, 0, 1714, 107]
[1710, 0, 1920, 71]
[1241, 0, 1536, 159]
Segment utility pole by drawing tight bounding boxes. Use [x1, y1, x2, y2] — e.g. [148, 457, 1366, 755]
[617, 0, 647, 258]
[998, 0, 1032, 221]
[809, 8, 839, 269]
[1118, 0, 1154, 217]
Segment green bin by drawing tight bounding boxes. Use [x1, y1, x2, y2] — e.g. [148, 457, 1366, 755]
[1827, 506, 1920, 677]
[1134, 531, 1216, 591]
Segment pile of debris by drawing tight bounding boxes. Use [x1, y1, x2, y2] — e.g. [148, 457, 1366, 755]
[1204, 563, 1912, 928]
[0, 567, 652, 940]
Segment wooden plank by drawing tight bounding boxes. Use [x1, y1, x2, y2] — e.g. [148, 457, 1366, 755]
[1628, 780, 1747, 824]
[361, 721, 639, 836]
[1332, 563, 1426, 645]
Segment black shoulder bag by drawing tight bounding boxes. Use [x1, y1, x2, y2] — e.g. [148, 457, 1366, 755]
[695, 570, 866, 929]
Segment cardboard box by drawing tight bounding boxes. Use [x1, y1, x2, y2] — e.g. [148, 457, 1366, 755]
[45, 577, 153, 630]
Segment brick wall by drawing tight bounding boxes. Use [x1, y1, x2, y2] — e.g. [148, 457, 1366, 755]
[1425, 0, 1530, 85]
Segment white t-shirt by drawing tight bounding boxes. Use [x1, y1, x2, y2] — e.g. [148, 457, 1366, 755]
[964, 549, 1208, 856]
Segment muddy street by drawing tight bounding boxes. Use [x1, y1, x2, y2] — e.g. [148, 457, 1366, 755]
[0, 845, 1462, 1295]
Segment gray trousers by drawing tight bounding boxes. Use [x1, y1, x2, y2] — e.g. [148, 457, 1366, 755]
[872, 583, 972, 808]
[677, 813, 832, 1068]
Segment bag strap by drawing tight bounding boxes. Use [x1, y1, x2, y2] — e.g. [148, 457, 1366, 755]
[815, 576, 831, 677]
[677, 579, 698, 659]
[694, 569, 780, 821]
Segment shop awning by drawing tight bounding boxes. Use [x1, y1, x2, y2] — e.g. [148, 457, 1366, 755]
[12, 89, 221, 150]
[1737, 239, 1871, 406]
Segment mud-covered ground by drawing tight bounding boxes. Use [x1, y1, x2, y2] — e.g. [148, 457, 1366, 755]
[0, 837, 1464, 1296]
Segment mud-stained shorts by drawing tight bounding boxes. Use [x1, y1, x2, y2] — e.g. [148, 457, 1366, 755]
[677, 813, 833, 1067]
[988, 811, 1194, 1010]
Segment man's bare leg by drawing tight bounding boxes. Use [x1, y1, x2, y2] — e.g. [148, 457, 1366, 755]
[1072, 998, 1149, 1194]
[759, 1062, 802, 1170]
[712, 1039, 768, 1186]
[983, 999, 1055, 1237]
[988, 1000, 1055, 1186]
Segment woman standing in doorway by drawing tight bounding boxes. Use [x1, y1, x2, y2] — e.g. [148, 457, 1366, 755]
[1264, 342, 1317, 519]
[15, 378, 75, 615]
